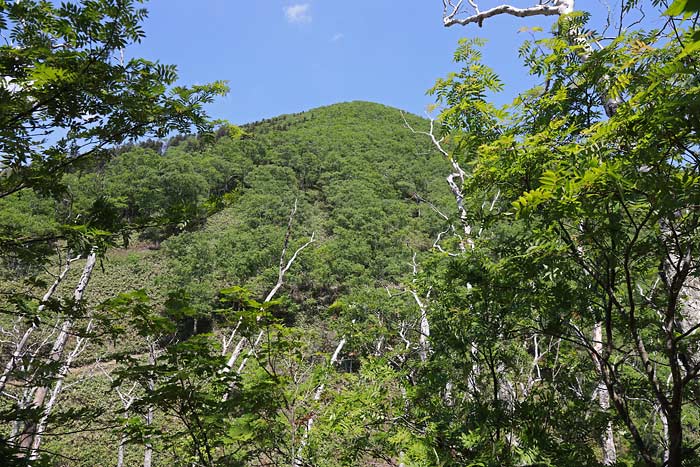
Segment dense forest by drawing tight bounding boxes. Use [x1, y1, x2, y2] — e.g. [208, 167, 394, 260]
[2, 0, 700, 466]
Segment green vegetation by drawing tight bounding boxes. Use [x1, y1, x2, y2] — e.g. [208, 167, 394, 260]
[2, 1, 700, 466]
[1, 99, 453, 466]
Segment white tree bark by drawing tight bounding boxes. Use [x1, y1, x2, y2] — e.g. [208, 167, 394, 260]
[440, 5, 628, 460]
[410, 253, 432, 363]
[0, 254, 79, 395]
[593, 322, 617, 465]
[28, 319, 94, 460]
[402, 113, 473, 251]
[403, 112, 482, 408]
[677, 275, 700, 375]
[441, 0, 625, 117]
[143, 341, 156, 467]
[97, 364, 138, 467]
[222, 200, 315, 400]
[414, 290, 431, 362]
[17, 249, 97, 457]
[442, 0, 574, 27]
[659, 400, 670, 466]
[230, 228, 316, 379]
[117, 432, 127, 467]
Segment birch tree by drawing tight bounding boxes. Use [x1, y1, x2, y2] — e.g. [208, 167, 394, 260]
[221, 199, 315, 396]
[425, 1, 700, 464]
[15, 249, 97, 459]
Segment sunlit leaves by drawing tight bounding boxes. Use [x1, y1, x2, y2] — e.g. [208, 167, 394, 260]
[423, 6, 700, 465]
[666, 0, 700, 17]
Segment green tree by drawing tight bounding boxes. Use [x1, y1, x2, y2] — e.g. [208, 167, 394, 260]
[0, 0, 228, 255]
[666, 0, 700, 54]
[419, 4, 700, 466]
[0, 0, 227, 234]
[0, 0, 226, 462]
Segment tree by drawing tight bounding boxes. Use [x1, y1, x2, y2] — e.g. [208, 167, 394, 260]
[0, 0, 227, 201]
[0, 0, 227, 462]
[0, 0, 228, 265]
[418, 1, 700, 465]
[666, 0, 700, 54]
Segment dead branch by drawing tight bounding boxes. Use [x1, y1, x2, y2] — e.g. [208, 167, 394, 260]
[443, 0, 574, 27]
[222, 200, 316, 400]
[0, 254, 80, 394]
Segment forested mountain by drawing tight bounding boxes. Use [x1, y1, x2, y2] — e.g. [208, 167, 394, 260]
[20, 100, 453, 310]
[3, 1, 700, 466]
[1, 101, 457, 466]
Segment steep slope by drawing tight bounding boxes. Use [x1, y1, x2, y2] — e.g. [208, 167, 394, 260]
[162, 102, 451, 312]
[74, 101, 453, 319]
[1, 101, 457, 466]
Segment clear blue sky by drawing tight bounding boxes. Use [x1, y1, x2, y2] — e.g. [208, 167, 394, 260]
[129, 1, 568, 125]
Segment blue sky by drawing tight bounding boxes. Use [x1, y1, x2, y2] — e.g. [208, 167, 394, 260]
[130, 1, 567, 125]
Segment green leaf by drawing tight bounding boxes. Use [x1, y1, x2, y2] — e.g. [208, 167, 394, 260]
[665, 0, 700, 16]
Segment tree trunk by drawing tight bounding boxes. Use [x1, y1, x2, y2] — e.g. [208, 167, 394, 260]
[17, 250, 96, 457]
[0, 255, 76, 394]
[222, 202, 314, 400]
[28, 320, 93, 459]
[593, 322, 617, 465]
[117, 433, 127, 467]
[411, 288, 431, 363]
[143, 342, 156, 467]
[667, 406, 682, 467]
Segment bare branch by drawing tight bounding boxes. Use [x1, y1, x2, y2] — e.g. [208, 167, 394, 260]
[222, 201, 316, 400]
[0, 253, 79, 394]
[443, 0, 574, 27]
[17, 249, 97, 456]
[402, 111, 473, 250]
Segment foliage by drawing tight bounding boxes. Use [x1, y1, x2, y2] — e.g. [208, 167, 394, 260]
[0, 0, 228, 259]
[0, 0, 227, 463]
[414, 10, 700, 467]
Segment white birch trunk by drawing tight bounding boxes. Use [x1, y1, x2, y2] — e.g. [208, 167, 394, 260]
[143, 342, 156, 467]
[293, 336, 346, 467]
[96, 364, 138, 467]
[593, 322, 617, 465]
[411, 288, 431, 363]
[678, 275, 700, 371]
[18, 250, 97, 456]
[222, 200, 314, 401]
[117, 433, 127, 467]
[115, 385, 136, 467]
[29, 320, 93, 459]
[660, 401, 670, 466]
[0, 255, 77, 394]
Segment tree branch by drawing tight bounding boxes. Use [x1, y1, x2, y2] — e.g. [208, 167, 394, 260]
[443, 0, 574, 27]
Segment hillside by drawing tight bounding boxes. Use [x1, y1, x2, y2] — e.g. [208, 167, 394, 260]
[1, 101, 459, 466]
[82, 101, 454, 317]
[4, 2, 700, 464]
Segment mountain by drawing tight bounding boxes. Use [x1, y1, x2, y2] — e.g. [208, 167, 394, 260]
[1, 101, 458, 466]
[70, 101, 454, 315]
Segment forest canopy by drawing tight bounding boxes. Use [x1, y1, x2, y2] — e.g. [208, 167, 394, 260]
[1, 1, 700, 466]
